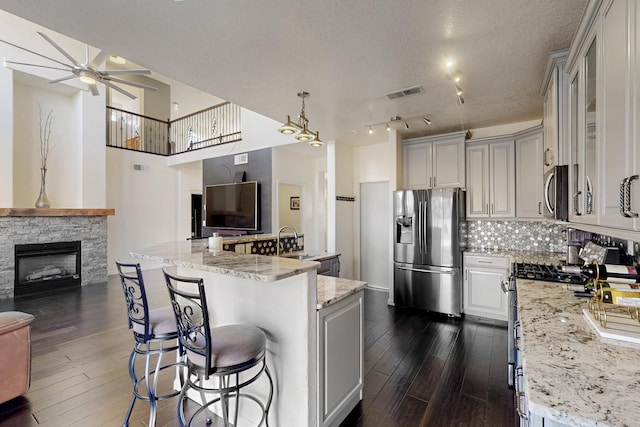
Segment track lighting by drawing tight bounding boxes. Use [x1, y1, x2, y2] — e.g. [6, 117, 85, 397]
[365, 114, 432, 133]
[423, 117, 431, 125]
[455, 85, 463, 96]
[278, 91, 323, 146]
[457, 95, 465, 105]
[386, 123, 391, 132]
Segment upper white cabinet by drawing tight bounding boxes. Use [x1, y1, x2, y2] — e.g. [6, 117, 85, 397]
[466, 137, 515, 218]
[566, 0, 640, 231]
[567, 26, 598, 224]
[402, 130, 469, 189]
[541, 51, 569, 173]
[515, 126, 544, 218]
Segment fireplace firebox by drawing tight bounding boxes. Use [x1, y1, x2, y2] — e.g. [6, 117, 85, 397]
[14, 241, 81, 297]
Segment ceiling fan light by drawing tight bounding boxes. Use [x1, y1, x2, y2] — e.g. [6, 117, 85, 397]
[109, 55, 126, 65]
[79, 74, 96, 85]
[278, 116, 297, 134]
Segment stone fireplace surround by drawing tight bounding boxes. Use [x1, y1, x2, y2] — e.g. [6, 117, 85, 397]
[0, 208, 114, 299]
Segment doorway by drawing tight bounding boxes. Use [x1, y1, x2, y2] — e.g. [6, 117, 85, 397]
[360, 182, 390, 290]
[191, 194, 202, 238]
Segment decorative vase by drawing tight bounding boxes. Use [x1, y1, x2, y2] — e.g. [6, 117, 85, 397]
[35, 168, 50, 208]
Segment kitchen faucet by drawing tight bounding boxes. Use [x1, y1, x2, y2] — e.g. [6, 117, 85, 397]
[277, 225, 298, 257]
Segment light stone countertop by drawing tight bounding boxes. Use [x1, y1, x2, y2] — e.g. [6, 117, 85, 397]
[465, 248, 566, 265]
[517, 279, 640, 427]
[316, 276, 366, 309]
[130, 240, 318, 282]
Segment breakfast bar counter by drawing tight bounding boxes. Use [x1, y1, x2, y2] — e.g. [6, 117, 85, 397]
[517, 279, 640, 427]
[130, 240, 365, 427]
[131, 240, 319, 427]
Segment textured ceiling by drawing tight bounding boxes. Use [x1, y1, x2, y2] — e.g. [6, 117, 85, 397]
[0, 0, 588, 146]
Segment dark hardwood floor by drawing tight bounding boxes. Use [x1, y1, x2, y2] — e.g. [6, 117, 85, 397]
[0, 270, 515, 426]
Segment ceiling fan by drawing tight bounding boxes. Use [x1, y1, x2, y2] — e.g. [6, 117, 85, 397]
[0, 31, 157, 99]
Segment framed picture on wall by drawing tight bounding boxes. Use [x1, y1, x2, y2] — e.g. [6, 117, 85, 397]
[290, 196, 300, 210]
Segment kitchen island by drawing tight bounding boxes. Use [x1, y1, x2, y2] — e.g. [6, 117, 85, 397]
[130, 240, 365, 427]
[517, 279, 640, 427]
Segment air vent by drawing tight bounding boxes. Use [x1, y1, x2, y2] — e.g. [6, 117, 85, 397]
[133, 164, 149, 171]
[234, 153, 248, 165]
[385, 85, 424, 100]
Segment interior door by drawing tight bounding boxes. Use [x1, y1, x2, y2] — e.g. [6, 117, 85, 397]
[360, 182, 390, 290]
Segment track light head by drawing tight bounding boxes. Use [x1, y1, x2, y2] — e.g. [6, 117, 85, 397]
[386, 123, 391, 132]
[368, 126, 373, 135]
[457, 95, 465, 105]
[423, 117, 431, 125]
[404, 121, 409, 130]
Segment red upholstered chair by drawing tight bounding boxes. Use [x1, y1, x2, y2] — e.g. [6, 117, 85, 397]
[0, 311, 35, 404]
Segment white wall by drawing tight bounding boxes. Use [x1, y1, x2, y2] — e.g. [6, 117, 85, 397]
[106, 148, 187, 274]
[0, 67, 13, 206]
[176, 161, 203, 241]
[327, 141, 355, 279]
[13, 81, 80, 207]
[272, 147, 326, 251]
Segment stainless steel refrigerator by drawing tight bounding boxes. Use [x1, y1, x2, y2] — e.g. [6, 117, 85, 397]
[393, 188, 465, 316]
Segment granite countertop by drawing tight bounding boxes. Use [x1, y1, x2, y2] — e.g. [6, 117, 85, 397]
[465, 248, 566, 265]
[130, 240, 318, 282]
[517, 279, 640, 427]
[317, 276, 366, 309]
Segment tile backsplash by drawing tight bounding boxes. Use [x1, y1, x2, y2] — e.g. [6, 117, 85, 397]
[466, 220, 567, 252]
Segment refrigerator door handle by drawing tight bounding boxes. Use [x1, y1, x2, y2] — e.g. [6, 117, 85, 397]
[397, 266, 453, 274]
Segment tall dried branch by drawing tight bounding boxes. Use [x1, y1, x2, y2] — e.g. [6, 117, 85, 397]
[39, 104, 53, 169]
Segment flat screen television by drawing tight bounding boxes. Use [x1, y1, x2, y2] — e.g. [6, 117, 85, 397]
[204, 181, 260, 230]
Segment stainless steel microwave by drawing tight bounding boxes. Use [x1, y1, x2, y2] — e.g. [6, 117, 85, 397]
[543, 165, 568, 221]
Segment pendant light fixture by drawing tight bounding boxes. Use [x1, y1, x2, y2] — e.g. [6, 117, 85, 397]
[278, 91, 323, 146]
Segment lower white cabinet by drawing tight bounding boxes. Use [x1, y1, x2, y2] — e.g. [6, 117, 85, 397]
[317, 290, 363, 427]
[463, 254, 511, 321]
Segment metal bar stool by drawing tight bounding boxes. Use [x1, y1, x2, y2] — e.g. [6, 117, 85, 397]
[162, 267, 273, 427]
[115, 260, 185, 427]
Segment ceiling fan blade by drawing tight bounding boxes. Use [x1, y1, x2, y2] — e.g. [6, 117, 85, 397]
[37, 32, 81, 67]
[103, 76, 157, 92]
[0, 38, 73, 68]
[89, 83, 100, 96]
[48, 75, 77, 84]
[102, 80, 137, 99]
[3, 60, 70, 72]
[101, 69, 151, 76]
[89, 50, 109, 69]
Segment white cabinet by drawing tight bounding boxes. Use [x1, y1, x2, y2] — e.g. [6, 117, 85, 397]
[463, 254, 511, 321]
[542, 51, 569, 173]
[317, 290, 363, 427]
[466, 137, 515, 218]
[566, 0, 640, 230]
[403, 130, 468, 189]
[515, 126, 544, 218]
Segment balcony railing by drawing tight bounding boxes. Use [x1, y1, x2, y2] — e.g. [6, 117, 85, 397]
[106, 102, 242, 156]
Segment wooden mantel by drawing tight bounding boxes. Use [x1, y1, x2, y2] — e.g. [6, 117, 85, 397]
[0, 208, 115, 217]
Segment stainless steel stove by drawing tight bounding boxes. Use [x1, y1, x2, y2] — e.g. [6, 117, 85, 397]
[514, 262, 588, 285]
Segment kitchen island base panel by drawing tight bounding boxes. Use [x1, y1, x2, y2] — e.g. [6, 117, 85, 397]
[175, 266, 317, 427]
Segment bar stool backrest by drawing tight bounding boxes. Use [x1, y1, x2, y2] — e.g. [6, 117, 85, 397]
[163, 268, 214, 376]
[115, 260, 151, 343]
